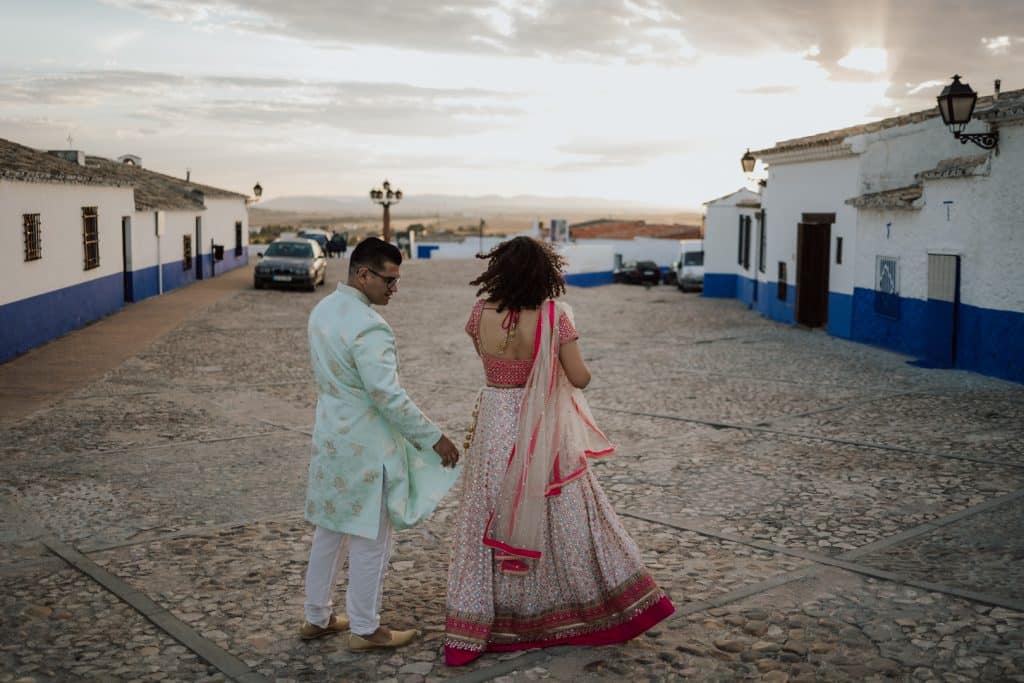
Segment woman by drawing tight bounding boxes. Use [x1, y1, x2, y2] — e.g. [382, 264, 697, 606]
[445, 236, 674, 666]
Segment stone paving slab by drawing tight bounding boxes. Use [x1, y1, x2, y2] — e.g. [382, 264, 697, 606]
[88, 511, 807, 682]
[858, 496, 1024, 603]
[590, 420, 1024, 555]
[0, 387, 260, 462]
[0, 566, 221, 682]
[4, 431, 307, 548]
[778, 391, 1024, 464]
[518, 567, 1024, 682]
[586, 373, 869, 425]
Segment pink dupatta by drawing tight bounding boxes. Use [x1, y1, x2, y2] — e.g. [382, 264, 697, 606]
[482, 300, 615, 572]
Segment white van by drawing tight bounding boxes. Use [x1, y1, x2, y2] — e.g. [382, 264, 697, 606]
[676, 240, 705, 292]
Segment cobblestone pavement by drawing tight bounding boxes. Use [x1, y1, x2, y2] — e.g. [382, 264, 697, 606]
[2, 258, 1023, 682]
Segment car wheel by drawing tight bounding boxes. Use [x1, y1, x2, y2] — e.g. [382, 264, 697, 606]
[254, 279, 263, 290]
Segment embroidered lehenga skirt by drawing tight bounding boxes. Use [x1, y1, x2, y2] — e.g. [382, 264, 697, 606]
[444, 387, 675, 666]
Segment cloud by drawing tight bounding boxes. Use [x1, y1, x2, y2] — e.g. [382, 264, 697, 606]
[0, 69, 522, 137]
[553, 138, 679, 170]
[737, 85, 800, 95]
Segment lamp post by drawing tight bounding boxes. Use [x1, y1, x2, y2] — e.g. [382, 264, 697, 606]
[936, 75, 999, 150]
[369, 179, 402, 243]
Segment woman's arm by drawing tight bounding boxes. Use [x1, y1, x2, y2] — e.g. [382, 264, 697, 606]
[558, 340, 591, 389]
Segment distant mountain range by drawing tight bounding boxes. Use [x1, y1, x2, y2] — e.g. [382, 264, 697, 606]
[258, 193, 685, 216]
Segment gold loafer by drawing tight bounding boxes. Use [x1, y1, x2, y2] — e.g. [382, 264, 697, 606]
[300, 613, 350, 640]
[348, 628, 419, 651]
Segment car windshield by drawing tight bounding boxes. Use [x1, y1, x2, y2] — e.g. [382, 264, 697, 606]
[265, 242, 313, 258]
[683, 251, 704, 266]
[637, 261, 658, 269]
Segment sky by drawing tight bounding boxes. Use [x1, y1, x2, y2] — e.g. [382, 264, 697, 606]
[1, 1, 1022, 208]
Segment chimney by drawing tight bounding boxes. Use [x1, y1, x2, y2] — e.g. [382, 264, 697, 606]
[186, 168, 191, 183]
[994, 78, 1001, 100]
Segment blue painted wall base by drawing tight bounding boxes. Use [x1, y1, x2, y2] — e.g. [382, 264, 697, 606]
[1, 248, 250, 364]
[565, 271, 614, 287]
[0, 273, 124, 363]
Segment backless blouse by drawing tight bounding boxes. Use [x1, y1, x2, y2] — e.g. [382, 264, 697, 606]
[466, 299, 578, 387]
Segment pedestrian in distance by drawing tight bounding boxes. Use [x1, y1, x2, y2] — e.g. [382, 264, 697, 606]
[300, 237, 461, 651]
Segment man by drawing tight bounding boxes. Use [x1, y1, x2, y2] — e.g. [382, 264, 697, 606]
[301, 237, 460, 650]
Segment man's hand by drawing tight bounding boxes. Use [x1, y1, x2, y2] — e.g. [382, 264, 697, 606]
[432, 434, 460, 468]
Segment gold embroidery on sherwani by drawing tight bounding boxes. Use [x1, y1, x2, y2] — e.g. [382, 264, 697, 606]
[362, 470, 379, 484]
[333, 476, 347, 491]
[351, 443, 365, 457]
[324, 440, 338, 455]
[370, 389, 387, 404]
[328, 359, 342, 375]
[315, 468, 325, 481]
[351, 502, 363, 516]
[323, 500, 336, 515]
[307, 501, 316, 515]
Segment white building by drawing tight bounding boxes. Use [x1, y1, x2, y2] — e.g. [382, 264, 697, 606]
[702, 85, 1024, 383]
[0, 138, 250, 363]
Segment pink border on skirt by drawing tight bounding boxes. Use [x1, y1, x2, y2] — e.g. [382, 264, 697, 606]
[444, 595, 675, 667]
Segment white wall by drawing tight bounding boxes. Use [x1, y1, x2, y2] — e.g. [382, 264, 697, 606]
[762, 156, 860, 292]
[556, 242, 615, 273]
[574, 237, 683, 269]
[202, 197, 248, 256]
[0, 180, 134, 304]
[854, 123, 1024, 312]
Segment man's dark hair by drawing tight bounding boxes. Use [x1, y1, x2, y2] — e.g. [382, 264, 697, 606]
[349, 237, 402, 277]
[469, 236, 566, 311]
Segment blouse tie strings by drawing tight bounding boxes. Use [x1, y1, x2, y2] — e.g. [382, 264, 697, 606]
[496, 309, 520, 354]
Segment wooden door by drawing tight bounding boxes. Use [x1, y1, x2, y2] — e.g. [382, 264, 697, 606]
[926, 254, 960, 367]
[796, 223, 831, 327]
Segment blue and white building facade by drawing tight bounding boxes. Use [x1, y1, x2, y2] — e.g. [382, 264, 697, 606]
[703, 88, 1024, 383]
[0, 139, 250, 363]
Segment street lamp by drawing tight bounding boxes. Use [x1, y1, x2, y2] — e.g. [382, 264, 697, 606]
[369, 179, 403, 243]
[936, 75, 998, 150]
[247, 181, 263, 206]
[740, 149, 756, 174]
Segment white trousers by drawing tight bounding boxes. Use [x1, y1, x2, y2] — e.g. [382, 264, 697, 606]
[304, 490, 392, 636]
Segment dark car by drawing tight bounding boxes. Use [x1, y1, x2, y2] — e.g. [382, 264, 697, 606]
[613, 260, 661, 286]
[327, 232, 348, 258]
[254, 238, 326, 291]
[297, 229, 330, 252]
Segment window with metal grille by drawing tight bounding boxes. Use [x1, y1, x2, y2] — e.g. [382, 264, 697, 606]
[234, 221, 243, 257]
[875, 255, 900, 319]
[836, 236, 843, 264]
[757, 211, 766, 273]
[82, 207, 99, 270]
[183, 234, 193, 270]
[23, 214, 41, 261]
[777, 262, 787, 301]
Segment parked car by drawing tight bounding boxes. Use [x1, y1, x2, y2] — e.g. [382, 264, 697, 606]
[254, 238, 326, 291]
[297, 228, 330, 252]
[613, 260, 661, 286]
[327, 232, 348, 258]
[677, 242, 705, 292]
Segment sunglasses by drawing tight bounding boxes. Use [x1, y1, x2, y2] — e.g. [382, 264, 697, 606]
[365, 267, 400, 289]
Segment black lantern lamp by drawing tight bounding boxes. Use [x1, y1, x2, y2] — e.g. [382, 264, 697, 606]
[740, 149, 756, 173]
[937, 75, 998, 150]
[253, 181, 263, 199]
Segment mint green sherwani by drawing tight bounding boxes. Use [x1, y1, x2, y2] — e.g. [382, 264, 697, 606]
[304, 284, 459, 539]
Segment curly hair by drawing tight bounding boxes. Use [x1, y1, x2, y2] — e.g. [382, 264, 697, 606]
[469, 236, 566, 311]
